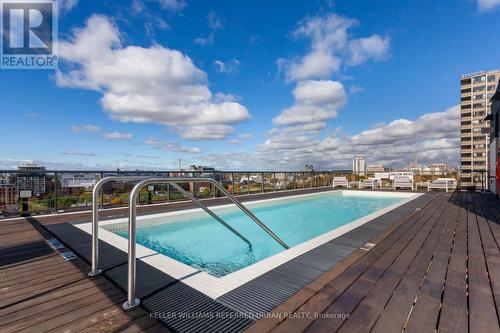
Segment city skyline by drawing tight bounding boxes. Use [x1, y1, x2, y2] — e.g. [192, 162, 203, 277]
[1, 0, 499, 170]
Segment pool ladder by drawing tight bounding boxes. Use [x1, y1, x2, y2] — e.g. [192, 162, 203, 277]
[88, 176, 290, 310]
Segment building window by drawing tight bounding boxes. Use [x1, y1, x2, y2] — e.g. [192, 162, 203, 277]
[461, 96, 471, 102]
[461, 88, 470, 94]
[487, 93, 494, 99]
[461, 104, 471, 109]
[473, 94, 485, 100]
[487, 85, 496, 91]
[461, 78, 472, 85]
[472, 111, 485, 117]
[473, 102, 486, 108]
[487, 75, 496, 82]
[473, 75, 486, 83]
[473, 85, 486, 92]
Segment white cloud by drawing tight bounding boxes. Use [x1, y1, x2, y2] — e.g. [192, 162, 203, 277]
[348, 34, 390, 65]
[145, 137, 200, 153]
[177, 125, 235, 140]
[351, 105, 460, 145]
[282, 13, 390, 81]
[227, 133, 253, 144]
[207, 11, 223, 30]
[156, 0, 187, 12]
[71, 124, 101, 133]
[57, 15, 250, 140]
[59, 0, 78, 13]
[102, 132, 133, 141]
[193, 33, 214, 46]
[477, 0, 500, 11]
[203, 106, 460, 170]
[61, 151, 99, 157]
[273, 80, 346, 126]
[214, 59, 240, 74]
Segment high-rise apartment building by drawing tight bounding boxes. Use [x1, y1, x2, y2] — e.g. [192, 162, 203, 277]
[353, 155, 366, 176]
[17, 163, 46, 196]
[460, 70, 500, 188]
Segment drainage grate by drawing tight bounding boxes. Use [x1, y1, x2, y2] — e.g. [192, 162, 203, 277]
[360, 242, 376, 251]
[60, 251, 77, 261]
[47, 238, 65, 250]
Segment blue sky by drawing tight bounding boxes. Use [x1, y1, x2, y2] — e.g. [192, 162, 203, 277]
[0, 0, 499, 170]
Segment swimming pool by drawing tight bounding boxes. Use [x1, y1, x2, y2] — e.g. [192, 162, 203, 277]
[75, 190, 421, 298]
[107, 190, 409, 277]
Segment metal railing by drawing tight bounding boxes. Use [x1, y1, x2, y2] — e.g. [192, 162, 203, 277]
[88, 176, 255, 277]
[88, 176, 149, 277]
[123, 177, 290, 310]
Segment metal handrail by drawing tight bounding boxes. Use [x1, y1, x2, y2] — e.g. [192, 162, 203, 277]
[88, 176, 149, 277]
[123, 177, 290, 310]
[168, 182, 252, 248]
[88, 176, 253, 277]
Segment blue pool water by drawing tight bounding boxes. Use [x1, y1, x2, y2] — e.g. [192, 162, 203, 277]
[115, 192, 406, 277]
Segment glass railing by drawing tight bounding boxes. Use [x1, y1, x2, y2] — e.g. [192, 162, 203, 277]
[0, 169, 348, 219]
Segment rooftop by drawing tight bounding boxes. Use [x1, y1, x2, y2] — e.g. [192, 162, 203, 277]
[2, 189, 499, 333]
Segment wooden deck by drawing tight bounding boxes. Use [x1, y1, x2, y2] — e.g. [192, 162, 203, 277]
[0, 216, 168, 332]
[2, 190, 500, 332]
[246, 191, 500, 333]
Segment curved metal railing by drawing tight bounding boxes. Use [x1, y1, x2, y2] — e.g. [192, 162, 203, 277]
[123, 177, 290, 310]
[88, 176, 149, 277]
[88, 176, 254, 277]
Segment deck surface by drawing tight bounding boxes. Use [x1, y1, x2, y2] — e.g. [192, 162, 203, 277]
[2, 190, 500, 333]
[0, 216, 168, 332]
[246, 191, 500, 333]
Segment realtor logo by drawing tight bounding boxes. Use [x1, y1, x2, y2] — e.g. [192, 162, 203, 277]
[0, 0, 57, 69]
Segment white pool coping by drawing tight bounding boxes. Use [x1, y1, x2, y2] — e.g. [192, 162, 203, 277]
[73, 190, 422, 299]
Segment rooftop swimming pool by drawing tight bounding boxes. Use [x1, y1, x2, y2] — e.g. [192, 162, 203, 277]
[105, 190, 411, 277]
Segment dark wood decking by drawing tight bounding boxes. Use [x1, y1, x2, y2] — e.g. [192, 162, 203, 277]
[246, 191, 500, 333]
[0, 217, 168, 332]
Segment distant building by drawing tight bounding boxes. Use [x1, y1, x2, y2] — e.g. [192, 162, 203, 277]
[0, 184, 18, 212]
[487, 80, 500, 195]
[399, 162, 454, 176]
[460, 70, 500, 188]
[17, 164, 46, 196]
[353, 156, 366, 176]
[188, 165, 215, 172]
[408, 161, 419, 170]
[304, 164, 314, 172]
[366, 164, 385, 174]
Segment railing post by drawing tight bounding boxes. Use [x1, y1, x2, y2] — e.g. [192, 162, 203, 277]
[261, 172, 264, 193]
[231, 172, 235, 194]
[123, 184, 141, 310]
[53, 172, 58, 214]
[247, 173, 250, 195]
